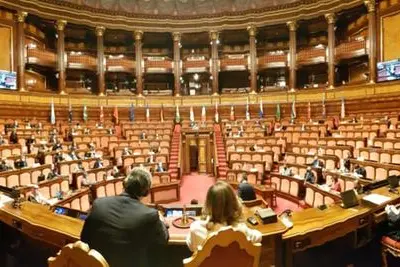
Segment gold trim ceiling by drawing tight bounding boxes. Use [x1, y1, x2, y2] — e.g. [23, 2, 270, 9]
[2, 0, 363, 32]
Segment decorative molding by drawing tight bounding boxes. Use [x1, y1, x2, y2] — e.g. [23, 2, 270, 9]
[134, 30, 143, 41]
[287, 21, 298, 31]
[209, 30, 219, 41]
[247, 25, 257, 37]
[56, 20, 67, 31]
[95, 26, 105, 37]
[325, 13, 336, 24]
[172, 32, 181, 42]
[364, 0, 376, 13]
[16, 11, 27, 23]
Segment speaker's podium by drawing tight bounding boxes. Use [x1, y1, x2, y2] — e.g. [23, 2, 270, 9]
[181, 126, 214, 174]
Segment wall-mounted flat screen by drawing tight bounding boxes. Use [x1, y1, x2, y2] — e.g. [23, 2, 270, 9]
[0, 70, 16, 90]
[377, 59, 400, 82]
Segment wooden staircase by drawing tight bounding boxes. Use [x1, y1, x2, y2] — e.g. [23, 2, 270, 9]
[214, 124, 228, 178]
[168, 124, 181, 181]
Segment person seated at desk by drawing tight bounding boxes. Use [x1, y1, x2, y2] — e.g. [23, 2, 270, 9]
[25, 134, 36, 154]
[93, 158, 103, 169]
[13, 120, 19, 129]
[81, 167, 169, 267]
[304, 167, 316, 184]
[95, 122, 103, 129]
[84, 143, 97, 158]
[0, 158, 11, 172]
[122, 147, 132, 156]
[353, 164, 367, 179]
[14, 155, 27, 169]
[186, 181, 261, 252]
[84, 128, 91, 135]
[27, 185, 51, 205]
[111, 166, 121, 178]
[156, 161, 164, 172]
[249, 144, 257, 152]
[140, 131, 146, 140]
[329, 176, 342, 193]
[281, 164, 293, 176]
[47, 164, 60, 180]
[52, 139, 62, 151]
[35, 146, 46, 165]
[65, 128, 74, 142]
[54, 151, 65, 164]
[147, 153, 155, 164]
[107, 128, 114, 135]
[75, 123, 81, 129]
[237, 174, 256, 201]
[311, 155, 324, 168]
[342, 152, 352, 172]
[48, 133, 57, 144]
[9, 129, 18, 144]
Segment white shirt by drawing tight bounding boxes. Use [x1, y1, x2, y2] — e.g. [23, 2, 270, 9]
[186, 218, 262, 252]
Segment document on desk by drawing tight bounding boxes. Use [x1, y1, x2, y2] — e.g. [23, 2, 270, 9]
[362, 194, 392, 205]
[0, 194, 13, 207]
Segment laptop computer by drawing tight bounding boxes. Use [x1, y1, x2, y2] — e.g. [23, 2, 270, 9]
[340, 189, 359, 209]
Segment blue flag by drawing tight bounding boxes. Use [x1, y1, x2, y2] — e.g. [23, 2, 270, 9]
[129, 103, 135, 122]
[50, 100, 55, 125]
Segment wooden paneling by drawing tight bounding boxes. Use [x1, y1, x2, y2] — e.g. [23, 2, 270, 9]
[382, 10, 400, 61]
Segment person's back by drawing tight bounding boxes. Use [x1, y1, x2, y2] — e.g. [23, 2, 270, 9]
[238, 181, 256, 201]
[80, 167, 169, 267]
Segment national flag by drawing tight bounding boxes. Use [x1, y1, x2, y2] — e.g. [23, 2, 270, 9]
[291, 99, 296, 120]
[160, 105, 164, 122]
[83, 105, 88, 122]
[129, 103, 135, 122]
[245, 98, 250, 121]
[146, 105, 150, 122]
[50, 99, 55, 125]
[307, 102, 311, 122]
[68, 102, 72, 123]
[230, 105, 235, 121]
[99, 106, 104, 124]
[322, 95, 326, 119]
[175, 105, 181, 123]
[201, 106, 206, 123]
[113, 106, 119, 124]
[259, 99, 264, 119]
[214, 103, 219, 123]
[190, 106, 195, 122]
[275, 104, 281, 121]
[341, 98, 345, 120]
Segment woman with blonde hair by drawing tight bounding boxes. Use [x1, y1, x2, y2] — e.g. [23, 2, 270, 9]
[186, 181, 262, 252]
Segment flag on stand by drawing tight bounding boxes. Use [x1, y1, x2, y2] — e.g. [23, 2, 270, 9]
[230, 105, 235, 121]
[322, 95, 326, 119]
[259, 99, 264, 119]
[245, 98, 250, 120]
[99, 106, 104, 124]
[146, 105, 150, 122]
[113, 106, 119, 124]
[50, 99, 56, 125]
[307, 102, 311, 122]
[160, 105, 164, 122]
[190, 106, 195, 123]
[68, 102, 72, 123]
[129, 103, 135, 122]
[275, 104, 281, 121]
[341, 98, 345, 120]
[83, 105, 88, 122]
[291, 99, 297, 121]
[175, 105, 181, 123]
[201, 106, 206, 123]
[214, 103, 219, 123]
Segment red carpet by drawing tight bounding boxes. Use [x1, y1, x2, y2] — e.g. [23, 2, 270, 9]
[168, 125, 181, 181]
[174, 173, 302, 214]
[214, 124, 228, 178]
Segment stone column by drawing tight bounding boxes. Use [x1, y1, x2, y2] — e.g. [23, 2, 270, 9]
[287, 21, 297, 92]
[248, 26, 258, 93]
[56, 20, 67, 94]
[173, 32, 181, 96]
[325, 13, 336, 89]
[16, 11, 27, 92]
[365, 0, 377, 83]
[210, 31, 219, 95]
[95, 26, 105, 96]
[134, 30, 144, 96]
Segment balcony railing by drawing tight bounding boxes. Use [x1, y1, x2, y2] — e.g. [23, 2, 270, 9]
[106, 58, 135, 72]
[297, 47, 326, 66]
[336, 39, 367, 61]
[26, 48, 56, 67]
[258, 54, 287, 69]
[67, 54, 97, 70]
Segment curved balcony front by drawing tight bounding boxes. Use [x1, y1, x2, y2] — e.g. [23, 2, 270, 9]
[106, 58, 135, 73]
[297, 47, 327, 66]
[26, 48, 56, 68]
[67, 54, 97, 71]
[258, 54, 287, 70]
[144, 58, 173, 74]
[336, 39, 367, 61]
[220, 55, 248, 72]
[182, 58, 210, 74]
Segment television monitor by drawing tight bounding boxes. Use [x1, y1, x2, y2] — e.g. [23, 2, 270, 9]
[377, 59, 400, 82]
[0, 70, 16, 90]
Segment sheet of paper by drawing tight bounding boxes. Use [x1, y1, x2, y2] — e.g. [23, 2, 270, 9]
[362, 193, 392, 205]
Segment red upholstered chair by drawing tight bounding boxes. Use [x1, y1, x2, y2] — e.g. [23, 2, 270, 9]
[48, 241, 109, 267]
[381, 236, 400, 267]
[183, 228, 261, 267]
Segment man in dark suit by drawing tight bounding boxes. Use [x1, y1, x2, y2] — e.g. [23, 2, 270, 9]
[80, 167, 169, 267]
[304, 167, 316, 184]
[354, 164, 367, 179]
[237, 174, 256, 201]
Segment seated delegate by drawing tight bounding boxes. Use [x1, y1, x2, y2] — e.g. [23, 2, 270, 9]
[237, 174, 256, 201]
[186, 181, 262, 252]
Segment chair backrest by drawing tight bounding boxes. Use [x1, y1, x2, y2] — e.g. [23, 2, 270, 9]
[183, 228, 261, 267]
[48, 241, 109, 267]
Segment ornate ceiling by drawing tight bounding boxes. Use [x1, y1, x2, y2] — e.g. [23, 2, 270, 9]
[62, 0, 299, 16]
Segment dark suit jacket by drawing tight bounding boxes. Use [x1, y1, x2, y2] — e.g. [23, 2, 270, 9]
[81, 193, 169, 267]
[355, 167, 367, 178]
[238, 182, 256, 201]
[304, 171, 316, 184]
